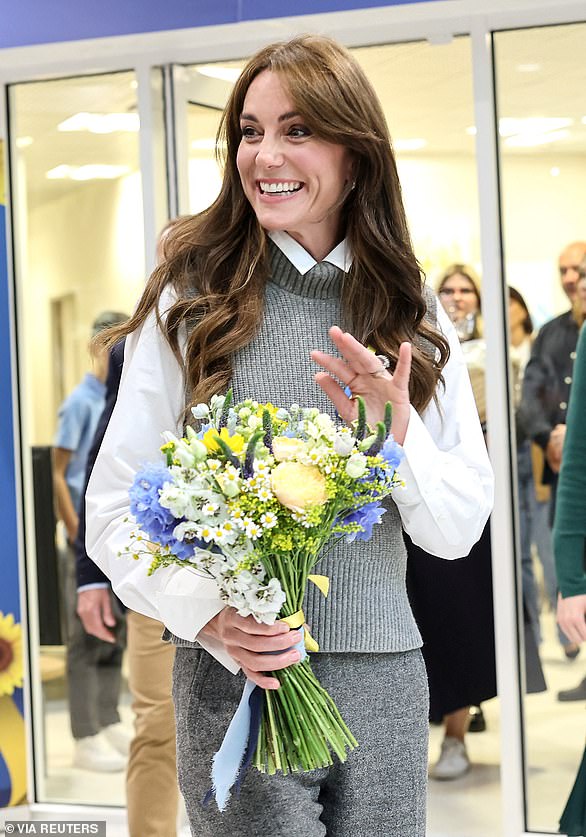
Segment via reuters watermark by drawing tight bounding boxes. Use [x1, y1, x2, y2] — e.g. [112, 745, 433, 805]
[4, 823, 106, 835]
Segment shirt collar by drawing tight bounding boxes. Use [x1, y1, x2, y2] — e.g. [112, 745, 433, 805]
[268, 230, 352, 275]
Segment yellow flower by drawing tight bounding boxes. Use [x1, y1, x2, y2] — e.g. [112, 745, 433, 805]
[0, 612, 23, 697]
[271, 462, 327, 512]
[272, 437, 307, 462]
[203, 427, 244, 454]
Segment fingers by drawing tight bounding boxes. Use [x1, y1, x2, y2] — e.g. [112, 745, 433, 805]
[77, 608, 116, 643]
[310, 349, 354, 386]
[327, 327, 384, 375]
[392, 342, 412, 391]
[242, 667, 281, 690]
[557, 595, 586, 644]
[101, 595, 116, 628]
[315, 371, 355, 422]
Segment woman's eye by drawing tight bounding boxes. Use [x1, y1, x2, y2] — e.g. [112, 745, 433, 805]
[288, 125, 311, 138]
[241, 125, 259, 139]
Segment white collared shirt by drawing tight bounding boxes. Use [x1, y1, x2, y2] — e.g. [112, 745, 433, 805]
[85, 234, 494, 674]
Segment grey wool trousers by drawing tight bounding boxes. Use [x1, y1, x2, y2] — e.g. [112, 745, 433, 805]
[173, 648, 429, 837]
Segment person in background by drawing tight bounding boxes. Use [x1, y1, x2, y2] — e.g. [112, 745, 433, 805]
[436, 262, 483, 343]
[76, 220, 184, 836]
[53, 310, 130, 772]
[510, 287, 568, 652]
[553, 290, 586, 836]
[555, 255, 586, 703]
[520, 242, 586, 518]
[407, 264, 497, 781]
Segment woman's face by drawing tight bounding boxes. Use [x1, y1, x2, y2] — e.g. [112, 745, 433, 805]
[509, 298, 528, 332]
[236, 70, 354, 261]
[438, 273, 479, 320]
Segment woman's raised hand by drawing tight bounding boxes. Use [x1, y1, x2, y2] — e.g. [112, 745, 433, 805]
[311, 326, 412, 445]
[200, 607, 301, 689]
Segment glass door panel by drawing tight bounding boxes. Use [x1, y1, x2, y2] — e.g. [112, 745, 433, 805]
[9, 69, 146, 806]
[494, 20, 586, 834]
[175, 35, 498, 837]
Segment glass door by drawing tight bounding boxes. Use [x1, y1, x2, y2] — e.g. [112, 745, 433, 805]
[9, 69, 150, 806]
[494, 20, 586, 834]
[171, 35, 503, 837]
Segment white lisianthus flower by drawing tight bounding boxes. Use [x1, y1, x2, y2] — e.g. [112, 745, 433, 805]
[334, 431, 355, 457]
[174, 444, 197, 468]
[345, 453, 368, 478]
[247, 415, 262, 431]
[275, 408, 290, 421]
[315, 413, 335, 439]
[191, 403, 210, 419]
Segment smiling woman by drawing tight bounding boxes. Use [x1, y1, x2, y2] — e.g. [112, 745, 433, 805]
[236, 70, 355, 261]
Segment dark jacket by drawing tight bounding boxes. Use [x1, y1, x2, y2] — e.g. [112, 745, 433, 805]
[75, 339, 125, 587]
[519, 310, 578, 448]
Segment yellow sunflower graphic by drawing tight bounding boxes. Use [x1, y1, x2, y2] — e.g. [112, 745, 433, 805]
[0, 612, 23, 696]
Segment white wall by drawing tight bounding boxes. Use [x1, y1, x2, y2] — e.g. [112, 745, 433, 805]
[398, 152, 586, 327]
[22, 173, 145, 444]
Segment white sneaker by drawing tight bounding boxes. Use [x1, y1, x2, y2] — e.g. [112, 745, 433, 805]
[102, 722, 133, 756]
[429, 736, 470, 780]
[73, 733, 127, 772]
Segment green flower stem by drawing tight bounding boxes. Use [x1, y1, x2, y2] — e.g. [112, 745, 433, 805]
[264, 691, 282, 774]
[296, 663, 358, 749]
[273, 672, 312, 767]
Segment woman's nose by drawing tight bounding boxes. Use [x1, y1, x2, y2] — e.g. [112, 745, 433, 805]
[255, 136, 284, 168]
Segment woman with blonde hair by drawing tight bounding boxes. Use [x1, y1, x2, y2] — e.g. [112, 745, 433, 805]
[86, 35, 492, 835]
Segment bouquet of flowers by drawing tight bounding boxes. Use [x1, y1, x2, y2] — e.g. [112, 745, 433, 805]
[124, 390, 403, 809]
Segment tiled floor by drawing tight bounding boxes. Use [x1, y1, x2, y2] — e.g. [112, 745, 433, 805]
[30, 611, 585, 836]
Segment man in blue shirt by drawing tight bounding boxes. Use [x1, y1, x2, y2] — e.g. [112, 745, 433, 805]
[53, 310, 129, 772]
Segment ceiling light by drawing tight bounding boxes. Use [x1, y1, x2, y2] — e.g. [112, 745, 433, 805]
[517, 63, 541, 73]
[58, 112, 140, 133]
[196, 65, 241, 84]
[582, 117, 586, 125]
[466, 126, 477, 136]
[504, 129, 570, 148]
[498, 117, 573, 137]
[46, 164, 130, 180]
[394, 138, 427, 152]
[16, 136, 33, 148]
[550, 167, 561, 177]
[130, 80, 138, 89]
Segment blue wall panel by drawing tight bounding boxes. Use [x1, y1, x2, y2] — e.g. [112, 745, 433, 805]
[1, 0, 444, 49]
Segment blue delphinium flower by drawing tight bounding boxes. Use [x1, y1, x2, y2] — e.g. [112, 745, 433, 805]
[381, 436, 403, 471]
[341, 501, 387, 543]
[129, 464, 195, 560]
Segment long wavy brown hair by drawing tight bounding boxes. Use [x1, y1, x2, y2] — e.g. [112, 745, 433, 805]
[102, 35, 449, 414]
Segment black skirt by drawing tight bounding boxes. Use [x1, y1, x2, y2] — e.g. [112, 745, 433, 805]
[405, 523, 498, 722]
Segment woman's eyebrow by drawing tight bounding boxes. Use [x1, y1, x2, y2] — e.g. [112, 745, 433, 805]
[240, 111, 301, 122]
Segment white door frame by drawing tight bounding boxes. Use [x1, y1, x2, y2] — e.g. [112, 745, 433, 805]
[2, 2, 584, 833]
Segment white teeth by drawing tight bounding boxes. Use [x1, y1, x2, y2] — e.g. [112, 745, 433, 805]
[259, 181, 302, 194]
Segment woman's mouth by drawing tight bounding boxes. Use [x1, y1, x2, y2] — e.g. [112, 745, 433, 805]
[258, 180, 303, 195]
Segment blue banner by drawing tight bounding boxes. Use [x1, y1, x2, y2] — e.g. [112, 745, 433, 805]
[0, 0, 445, 49]
[0, 143, 27, 808]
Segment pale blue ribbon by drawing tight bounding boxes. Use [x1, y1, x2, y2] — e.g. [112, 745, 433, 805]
[206, 627, 306, 811]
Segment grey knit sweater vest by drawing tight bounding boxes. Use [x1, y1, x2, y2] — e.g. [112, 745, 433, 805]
[168, 241, 433, 654]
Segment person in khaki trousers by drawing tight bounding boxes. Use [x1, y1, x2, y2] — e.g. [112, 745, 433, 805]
[75, 336, 179, 835]
[126, 611, 178, 836]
